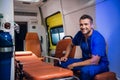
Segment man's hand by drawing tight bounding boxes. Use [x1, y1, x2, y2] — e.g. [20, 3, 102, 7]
[67, 63, 76, 69]
[60, 56, 68, 62]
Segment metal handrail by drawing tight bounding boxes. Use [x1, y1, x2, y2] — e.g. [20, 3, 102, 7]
[44, 56, 61, 65]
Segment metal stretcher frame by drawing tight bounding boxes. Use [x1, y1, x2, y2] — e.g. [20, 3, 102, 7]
[15, 51, 79, 80]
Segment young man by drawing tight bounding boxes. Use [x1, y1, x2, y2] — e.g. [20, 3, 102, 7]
[60, 14, 109, 80]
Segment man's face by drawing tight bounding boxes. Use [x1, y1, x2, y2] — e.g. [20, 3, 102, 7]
[79, 18, 93, 35]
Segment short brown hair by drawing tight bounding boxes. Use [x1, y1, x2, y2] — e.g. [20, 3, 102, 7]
[80, 14, 93, 24]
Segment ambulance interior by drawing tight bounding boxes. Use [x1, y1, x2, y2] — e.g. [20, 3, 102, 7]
[0, 0, 120, 80]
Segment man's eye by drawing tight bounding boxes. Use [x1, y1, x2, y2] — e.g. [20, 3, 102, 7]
[84, 23, 88, 25]
[80, 24, 83, 26]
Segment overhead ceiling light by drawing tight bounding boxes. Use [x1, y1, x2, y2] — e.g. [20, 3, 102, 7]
[16, 0, 40, 2]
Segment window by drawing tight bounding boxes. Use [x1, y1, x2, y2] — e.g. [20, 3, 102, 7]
[50, 26, 64, 45]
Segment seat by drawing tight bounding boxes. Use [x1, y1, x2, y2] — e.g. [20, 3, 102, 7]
[55, 35, 76, 58]
[94, 72, 117, 80]
[54, 35, 76, 66]
[25, 32, 41, 57]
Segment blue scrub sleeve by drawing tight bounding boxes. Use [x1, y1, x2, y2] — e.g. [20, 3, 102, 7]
[91, 35, 106, 57]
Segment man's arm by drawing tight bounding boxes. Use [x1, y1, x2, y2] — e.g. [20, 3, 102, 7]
[68, 55, 100, 69]
[60, 42, 74, 61]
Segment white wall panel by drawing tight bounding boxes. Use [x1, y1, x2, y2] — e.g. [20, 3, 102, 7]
[62, 0, 95, 36]
[41, 0, 61, 18]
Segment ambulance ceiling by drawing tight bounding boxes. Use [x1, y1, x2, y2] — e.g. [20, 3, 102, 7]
[14, 0, 47, 12]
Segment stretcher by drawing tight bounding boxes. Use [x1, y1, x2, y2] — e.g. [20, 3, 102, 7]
[15, 51, 77, 80]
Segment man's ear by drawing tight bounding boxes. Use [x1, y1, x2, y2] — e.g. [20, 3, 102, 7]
[91, 24, 94, 29]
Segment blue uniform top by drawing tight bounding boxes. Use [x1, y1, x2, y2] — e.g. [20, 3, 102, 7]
[72, 29, 109, 65]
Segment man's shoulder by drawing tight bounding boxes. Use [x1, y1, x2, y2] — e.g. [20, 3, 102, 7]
[76, 31, 83, 35]
[92, 30, 105, 41]
[93, 30, 103, 37]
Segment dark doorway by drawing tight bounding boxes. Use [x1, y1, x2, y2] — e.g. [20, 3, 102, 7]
[15, 22, 27, 51]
